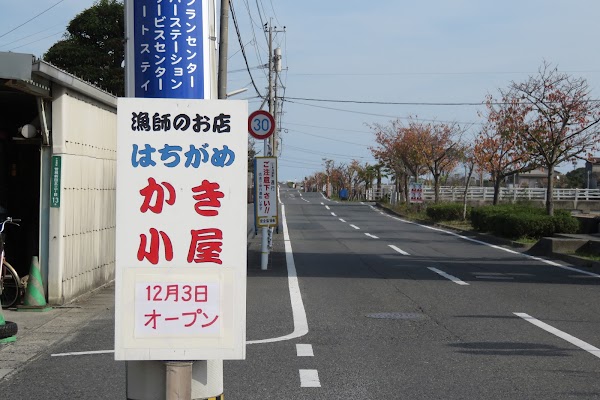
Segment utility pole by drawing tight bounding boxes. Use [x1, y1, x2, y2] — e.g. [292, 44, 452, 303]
[218, 0, 230, 99]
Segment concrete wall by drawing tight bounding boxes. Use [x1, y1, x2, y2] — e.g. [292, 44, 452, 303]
[48, 87, 117, 304]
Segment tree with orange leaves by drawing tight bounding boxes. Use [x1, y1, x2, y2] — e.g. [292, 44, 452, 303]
[495, 61, 600, 215]
[475, 95, 534, 205]
[416, 121, 463, 203]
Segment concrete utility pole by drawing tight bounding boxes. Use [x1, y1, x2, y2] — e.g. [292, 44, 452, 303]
[217, 0, 230, 100]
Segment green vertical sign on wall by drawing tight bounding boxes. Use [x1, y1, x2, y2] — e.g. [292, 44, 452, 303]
[50, 156, 61, 208]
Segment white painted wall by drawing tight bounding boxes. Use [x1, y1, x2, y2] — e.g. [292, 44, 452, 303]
[48, 87, 117, 304]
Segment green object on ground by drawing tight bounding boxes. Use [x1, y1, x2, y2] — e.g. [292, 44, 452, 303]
[18, 256, 52, 312]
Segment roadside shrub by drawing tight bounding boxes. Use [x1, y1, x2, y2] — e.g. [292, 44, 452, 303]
[552, 210, 580, 234]
[471, 204, 579, 239]
[426, 203, 468, 222]
[492, 213, 555, 239]
[470, 204, 535, 232]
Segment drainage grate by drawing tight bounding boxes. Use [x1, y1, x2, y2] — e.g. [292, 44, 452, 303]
[366, 312, 426, 320]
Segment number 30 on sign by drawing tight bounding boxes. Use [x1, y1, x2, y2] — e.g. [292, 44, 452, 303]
[248, 110, 275, 140]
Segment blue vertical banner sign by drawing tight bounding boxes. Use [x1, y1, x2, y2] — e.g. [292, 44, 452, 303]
[128, 0, 211, 99]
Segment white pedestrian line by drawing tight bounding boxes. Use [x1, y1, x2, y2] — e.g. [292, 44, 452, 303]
[247, 204, 309, 344]
[365, 233, 379, 239]
[339, 218, 346, 223]
[331, 212, 337, 217]
[299, 369, 321, 388]
[350, 224, 360, 230]
[296, 344, 314, 357]
[388, 245, 409, 255]
[325, 205, 330, 210]
[514, 313, 600, 359]
[428, 267, 469, 285]
[52, 350, 114, 357]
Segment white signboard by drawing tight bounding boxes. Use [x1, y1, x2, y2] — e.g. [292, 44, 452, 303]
[115, 98, 247, 361]
[409, 182, 423, 204]
[254, 157, 278, 227]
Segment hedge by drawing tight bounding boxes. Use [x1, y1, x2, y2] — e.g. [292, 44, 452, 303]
[470, 205, 579, 239]
[426, 203, 469, 222]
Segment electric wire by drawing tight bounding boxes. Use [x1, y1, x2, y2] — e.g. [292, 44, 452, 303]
[0, 0, 66, 40]
[230, 0, 264, 98]
[285, 99, 484, 126]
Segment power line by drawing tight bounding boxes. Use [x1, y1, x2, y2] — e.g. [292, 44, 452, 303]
[286, 128, 370, 147]
[285, 144, 371, 160]
[229, 0, 264, 98]
[0, 0, 66, 40]
[285, 99, 484, 126]
[286, 96, 487, 106]
[285, 121, 370, 134]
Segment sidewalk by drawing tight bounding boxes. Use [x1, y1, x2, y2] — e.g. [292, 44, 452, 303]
[0, 282, 115, 381]
[1, 204, 259, 382]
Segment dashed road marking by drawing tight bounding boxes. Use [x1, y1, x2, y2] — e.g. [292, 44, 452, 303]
[388, 245, 409, 255]
[300, 369, 321, 388]
[365, 233, 379, 239]
[331, 212, 337, 217]
[428, 267, 469, 285]
[296, 344, 314, 357]
[339, 218, 346, 223]
[350, 224, 360, 230]
[325, 205, 330, 210]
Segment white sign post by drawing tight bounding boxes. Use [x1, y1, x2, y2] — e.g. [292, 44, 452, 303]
[115, 98, 247, 361]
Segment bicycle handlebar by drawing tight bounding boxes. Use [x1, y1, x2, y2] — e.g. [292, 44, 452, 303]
[0, 217, 20, 233]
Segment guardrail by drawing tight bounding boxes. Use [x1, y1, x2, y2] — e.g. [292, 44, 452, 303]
[365, 187, 600, 203]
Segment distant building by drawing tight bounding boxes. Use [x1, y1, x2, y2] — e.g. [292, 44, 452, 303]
[515, 168, 561, 188]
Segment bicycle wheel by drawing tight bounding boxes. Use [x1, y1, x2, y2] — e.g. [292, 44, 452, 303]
[1, 261, 20, 309]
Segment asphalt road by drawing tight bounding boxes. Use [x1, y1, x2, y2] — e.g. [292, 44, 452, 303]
[2, 187, 600, 399]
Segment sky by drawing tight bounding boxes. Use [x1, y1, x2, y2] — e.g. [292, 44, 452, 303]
[1, 0, 600, 182]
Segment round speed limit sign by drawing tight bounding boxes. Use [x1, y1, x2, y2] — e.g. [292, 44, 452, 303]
[248, 110, 275, 140]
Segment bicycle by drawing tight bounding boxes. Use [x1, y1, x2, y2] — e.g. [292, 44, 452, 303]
[0, 217, 23, 309]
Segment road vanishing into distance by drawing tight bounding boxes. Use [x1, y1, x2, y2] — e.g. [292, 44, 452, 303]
[3, 185, 600, 399]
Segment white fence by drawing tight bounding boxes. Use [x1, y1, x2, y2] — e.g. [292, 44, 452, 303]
[366, 186, 600, 203]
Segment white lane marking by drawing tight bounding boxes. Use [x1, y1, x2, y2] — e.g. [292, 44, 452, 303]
[303, 198, 310, 203]
[52, 350, 114, 357]
[339, 218, 346, 223]
[376, 209, 600, 278]
[320, 202, 324, 205]
[325, 205, 330, 210]
[299, 369, 321, 387]
[428, 267, 469, 285]
[247, 204, 309, 344]
[350, 224, 360, 230]
[296, 344, 314, 357]
[365, 233, 379, 239]
[388, 245, 409, 255]
[360, 202, 365, 205]
[514, 313, 600, 359]
[331, 212, 337, 217]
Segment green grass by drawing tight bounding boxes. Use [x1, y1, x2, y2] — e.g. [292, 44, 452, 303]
[571, 251, 600, 261]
